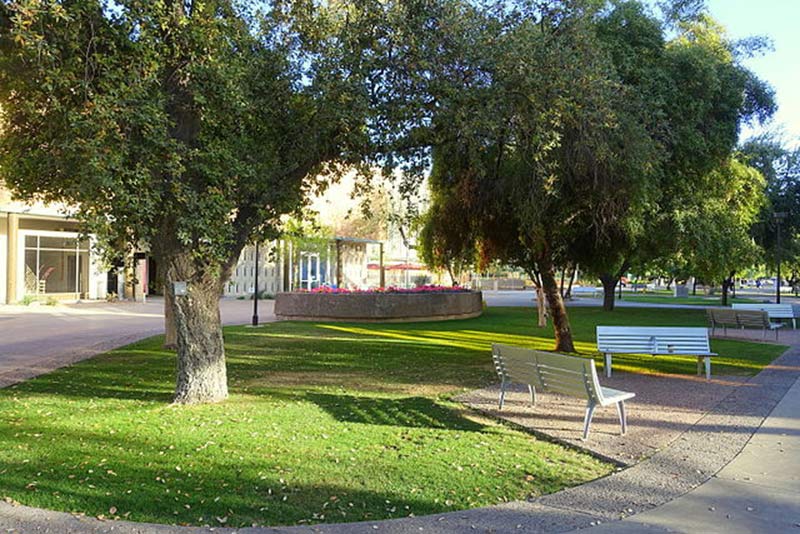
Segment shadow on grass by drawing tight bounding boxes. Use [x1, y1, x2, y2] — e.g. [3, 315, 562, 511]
[306, 393, 486, 431]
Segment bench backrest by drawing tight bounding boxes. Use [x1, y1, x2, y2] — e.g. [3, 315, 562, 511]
[733, 309, 770, 328]
[596, 326, 711, 355]
[732, 303, 794, 319]
[707, 308, 739, 326]
[492, 344, 603, 404]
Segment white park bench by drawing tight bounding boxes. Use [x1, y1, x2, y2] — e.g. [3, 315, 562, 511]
[596, 326, 716, 380]
[732, 303, 796, 329]
[492, 344, 635, 440]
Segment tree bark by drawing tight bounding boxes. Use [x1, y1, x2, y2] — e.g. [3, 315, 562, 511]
[539, 256, 575, 352]
[167, 254, 228, 404]
[600, 274, 617, 311]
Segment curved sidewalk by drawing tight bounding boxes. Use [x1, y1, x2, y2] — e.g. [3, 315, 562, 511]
[575, 370, 800, 533]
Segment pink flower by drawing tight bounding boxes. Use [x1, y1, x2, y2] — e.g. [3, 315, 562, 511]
[299, 285, 469, 295]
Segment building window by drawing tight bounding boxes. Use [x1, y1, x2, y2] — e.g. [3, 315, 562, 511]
[23, 234, 90, 295]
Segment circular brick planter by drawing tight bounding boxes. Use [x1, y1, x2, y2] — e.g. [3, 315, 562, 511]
[274, 290, 483, 322]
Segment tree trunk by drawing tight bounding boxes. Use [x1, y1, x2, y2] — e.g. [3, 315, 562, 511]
[164, 284, 178, 349]
[565, 263, 577, 299]
[536, 284, 547, 327]
[168, 255, 228, 405]
[600, 274, 617, 311]
[525, 268, 547, 328]
[721, 271, 735, 307]
[539, 257, 575, 352]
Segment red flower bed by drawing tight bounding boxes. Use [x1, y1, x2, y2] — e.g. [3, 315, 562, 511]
[297, 285, 469, 294]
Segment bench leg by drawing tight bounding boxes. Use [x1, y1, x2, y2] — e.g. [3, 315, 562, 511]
[604, 353, 612, 378]
[615, 401, 628, 435]
[699, 356, 711, 380]
[582, 401, 597, 441]
[528, 384, 536, 406]
[498, 380, 506, 410]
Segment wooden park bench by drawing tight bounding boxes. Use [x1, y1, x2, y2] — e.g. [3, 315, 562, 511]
[491, 344, 635, 440]
[732, 303, 796, 329]
[705, 308, 739, 336]
[706, 308, 783, 341]
[596, 326, 716, 380]
[707, 308, 784, 340]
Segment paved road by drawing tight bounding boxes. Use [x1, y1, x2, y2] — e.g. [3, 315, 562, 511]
[0, 298, 271, 387]
[482, 289, 800, 309]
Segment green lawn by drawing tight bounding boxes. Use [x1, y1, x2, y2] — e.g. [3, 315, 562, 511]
[0, 307, 787, 527]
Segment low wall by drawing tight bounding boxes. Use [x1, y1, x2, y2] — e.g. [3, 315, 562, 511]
[275, 291, 483, 323]
[472, 278, 526, 291]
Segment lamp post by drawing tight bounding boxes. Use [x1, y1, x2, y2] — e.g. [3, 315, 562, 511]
[775, 212, 787, 304]
[252, 241, 260, 326]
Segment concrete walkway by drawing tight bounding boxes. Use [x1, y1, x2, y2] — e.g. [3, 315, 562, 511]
[0, 298, 272, 387]
[576, 371, 800, 534]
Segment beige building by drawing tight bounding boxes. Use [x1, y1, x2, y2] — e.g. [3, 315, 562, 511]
[0, 186, 107, 304]
[224, 237, 384, 296]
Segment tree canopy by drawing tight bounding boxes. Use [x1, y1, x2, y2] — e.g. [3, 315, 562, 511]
[0, 0, 395, 403]
[417, 0, 776, 348]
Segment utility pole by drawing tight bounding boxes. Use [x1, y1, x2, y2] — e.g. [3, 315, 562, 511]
[775, 212, 787, 304]
[252, 241, 260, 326]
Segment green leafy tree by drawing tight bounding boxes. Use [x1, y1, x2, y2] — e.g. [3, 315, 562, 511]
[417, 161, 476, 286]
[0, 0, 385, 403]
[586, 3, 775, 310]
[677, 157, 766, 305]
[419, 1, 663, 351]
[741, 136, 800, 292]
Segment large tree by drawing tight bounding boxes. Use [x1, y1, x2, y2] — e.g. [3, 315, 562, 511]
[676, 156, 766, 305]
[585, 3, 775, 310]
[741, 135, 800, 290]
[417, 1, 663, 351]
[0, 0, 390, 403]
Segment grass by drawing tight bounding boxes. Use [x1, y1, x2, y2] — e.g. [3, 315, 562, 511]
[0, 307, 787, 528]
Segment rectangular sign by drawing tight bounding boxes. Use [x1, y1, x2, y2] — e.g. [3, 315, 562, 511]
[173, 281, 188, 296]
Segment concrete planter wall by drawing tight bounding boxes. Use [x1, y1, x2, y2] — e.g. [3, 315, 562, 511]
[275, 291, 483, 323]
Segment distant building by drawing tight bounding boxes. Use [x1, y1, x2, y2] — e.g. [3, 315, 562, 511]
[224, 237, 385, 296]
[0, 186, 108, 304]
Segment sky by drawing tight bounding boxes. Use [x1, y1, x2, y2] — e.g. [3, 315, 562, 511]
[706, 0, 800, 145]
